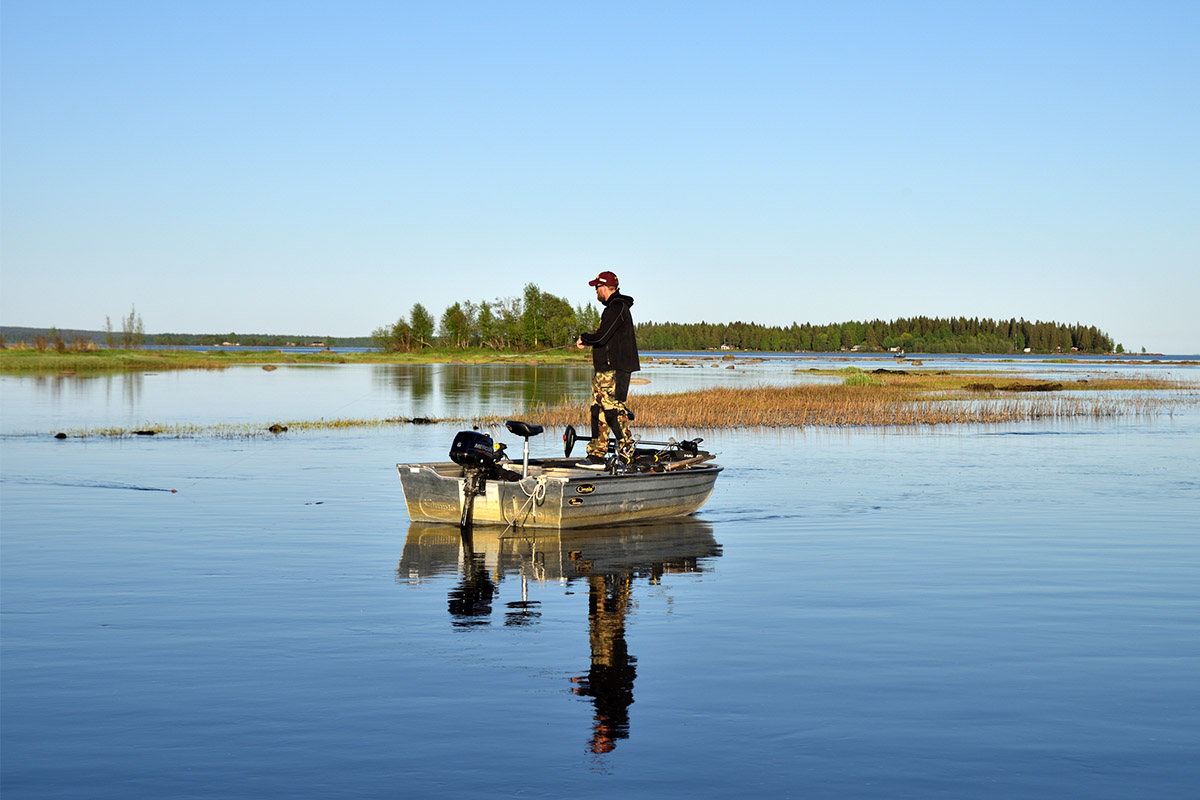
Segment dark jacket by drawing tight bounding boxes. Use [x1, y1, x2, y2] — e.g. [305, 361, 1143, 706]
[580, 291, 640, 373]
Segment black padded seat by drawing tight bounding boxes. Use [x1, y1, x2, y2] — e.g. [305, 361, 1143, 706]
[505, 420, 544, 438]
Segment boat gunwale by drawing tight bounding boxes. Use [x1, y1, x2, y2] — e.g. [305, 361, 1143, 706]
[396, 459, 723, 482]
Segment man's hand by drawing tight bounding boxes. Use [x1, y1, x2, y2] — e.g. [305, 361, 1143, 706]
[576, 336, 585, 349]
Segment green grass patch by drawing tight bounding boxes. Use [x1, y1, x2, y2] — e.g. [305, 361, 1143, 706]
[0, 346, 592, 373]
[843, 372, 884, 387]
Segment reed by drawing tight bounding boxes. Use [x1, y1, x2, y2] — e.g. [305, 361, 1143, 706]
[832, 370, 1189, 393]
[477, 381, 1195, 430]
[42, 374, 1196, 438]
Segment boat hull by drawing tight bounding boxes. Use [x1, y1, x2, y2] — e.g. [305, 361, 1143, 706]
[397, 460, 722, 529]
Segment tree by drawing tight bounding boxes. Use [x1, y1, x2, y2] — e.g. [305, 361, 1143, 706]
[121, 304, 144, 348]
[409, 303, 435, 347]
[521, 283, 543, 348]
[439, 302, 472, 348]
[495, 296, 523, 348]
[476, 301, 499, 348]
[370, 324, 391, 350]
[576, 302, 600, 338]
[541, 293, 576, 347]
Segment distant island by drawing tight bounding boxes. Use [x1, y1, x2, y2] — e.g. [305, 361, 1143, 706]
[0, 285, 1129, 356]
[0, 326, 372, 349]
[1, 315, 1125, 356]
[368, 288, 1125, 355]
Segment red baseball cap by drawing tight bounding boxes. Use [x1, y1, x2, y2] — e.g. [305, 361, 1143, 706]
[588, 271, 619, 287]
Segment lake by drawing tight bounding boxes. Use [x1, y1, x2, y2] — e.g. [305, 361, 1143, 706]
[2, 355, 1198, 798]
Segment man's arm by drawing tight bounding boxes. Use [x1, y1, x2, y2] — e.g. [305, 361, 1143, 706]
[579, 301, 628, 347]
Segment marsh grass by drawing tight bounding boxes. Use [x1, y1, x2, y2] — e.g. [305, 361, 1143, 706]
[0, 346, 589, 373]
[839, 370, 1188, 393]
[1, 349, 234, 372]
[842, 370, 885, 388]
[42, 371, 1197, 439]
[487, 383, 1190, 430]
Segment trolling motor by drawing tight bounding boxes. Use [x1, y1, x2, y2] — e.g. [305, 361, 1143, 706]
[561, 422, 708, 471]
[560, 410, 637, 459]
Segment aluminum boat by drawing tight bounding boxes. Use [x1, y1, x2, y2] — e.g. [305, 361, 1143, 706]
[397, 420, 722, 529]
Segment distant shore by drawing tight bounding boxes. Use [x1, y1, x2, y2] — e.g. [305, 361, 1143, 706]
[0, 346, 590, 372]
[0, 346, 1189, 373]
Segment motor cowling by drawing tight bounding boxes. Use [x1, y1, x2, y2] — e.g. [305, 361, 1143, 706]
[449, 431, 498, 467]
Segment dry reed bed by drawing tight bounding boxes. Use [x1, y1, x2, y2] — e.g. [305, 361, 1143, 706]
[481, 383, 1194, 430]
[839, 370, 1190, 392]
[49, 378, 1196, 438]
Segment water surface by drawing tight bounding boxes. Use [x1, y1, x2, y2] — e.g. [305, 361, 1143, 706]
[2, 360, 1197, 798]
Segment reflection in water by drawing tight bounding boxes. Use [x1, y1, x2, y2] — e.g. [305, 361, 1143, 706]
[570, 574, 636, 753]
[30, 371, 145, 415]
[446, 529, 496, 626]
[373, 363, 591, 420]
[398, 519, 722, 755]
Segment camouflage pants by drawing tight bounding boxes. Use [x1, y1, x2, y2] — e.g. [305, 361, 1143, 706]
[587, 370, 634, 461]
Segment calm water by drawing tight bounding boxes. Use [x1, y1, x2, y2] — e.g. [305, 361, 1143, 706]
[2, 359, 1198, 798]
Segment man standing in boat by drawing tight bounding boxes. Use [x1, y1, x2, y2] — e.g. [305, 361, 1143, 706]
[575, 271, 640, 469]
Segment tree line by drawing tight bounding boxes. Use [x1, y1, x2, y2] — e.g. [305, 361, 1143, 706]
[371, 283, 601, 352]
[374, 294, 1119, 354]
[635, 317, 1119, 354]
[2, 301, 1123, 355]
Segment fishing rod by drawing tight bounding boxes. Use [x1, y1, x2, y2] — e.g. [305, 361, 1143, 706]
[494, 342, 583, 361]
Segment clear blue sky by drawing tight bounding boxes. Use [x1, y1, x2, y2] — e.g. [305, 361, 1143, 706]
[2, 0, 1197, 352]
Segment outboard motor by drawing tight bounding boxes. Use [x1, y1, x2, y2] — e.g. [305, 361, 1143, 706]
[450, 431, 498, 468]
[449, 431, 498, 529]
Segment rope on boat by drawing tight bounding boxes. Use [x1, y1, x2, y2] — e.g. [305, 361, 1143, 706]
[501, 476, 548, 534]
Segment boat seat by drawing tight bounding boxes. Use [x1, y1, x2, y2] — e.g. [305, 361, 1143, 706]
[505, 420, 543, 439]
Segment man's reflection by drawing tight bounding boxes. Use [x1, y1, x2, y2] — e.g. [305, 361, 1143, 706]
[400, 519, 720, 755]
[570, 574, 636, 753]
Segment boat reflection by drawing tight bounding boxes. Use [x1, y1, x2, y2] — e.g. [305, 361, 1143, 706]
[397, 518, 722, 754]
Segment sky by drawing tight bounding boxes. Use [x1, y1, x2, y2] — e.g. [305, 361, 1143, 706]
[2, 1, 1197, 352]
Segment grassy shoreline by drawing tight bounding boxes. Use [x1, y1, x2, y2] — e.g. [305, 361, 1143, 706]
[0, 346, 591, 372]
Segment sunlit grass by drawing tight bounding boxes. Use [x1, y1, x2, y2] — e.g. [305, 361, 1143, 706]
[0, 346, 589, 372]
[485, 383, 1192, 430]
[46, 372, 1195, 439]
